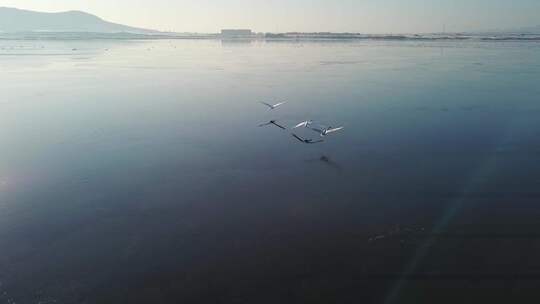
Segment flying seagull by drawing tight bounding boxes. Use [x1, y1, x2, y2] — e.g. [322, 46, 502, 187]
[291, 133, 324, 144]
[292, 120, 313, 129]
[260, 101, 286, 110]
[258, 120, 287, 130]
[293, 120, 344, 137]
[309, 126, 344, 137]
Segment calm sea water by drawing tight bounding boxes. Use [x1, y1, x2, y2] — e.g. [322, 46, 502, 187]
[1, 39, 540, 303]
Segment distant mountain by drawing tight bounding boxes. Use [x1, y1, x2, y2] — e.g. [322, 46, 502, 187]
[0, 7, 157, 33]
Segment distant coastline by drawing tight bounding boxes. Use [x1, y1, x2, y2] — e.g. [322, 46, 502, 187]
[1, 7, 539, 42]
[1, 31, 539, 42]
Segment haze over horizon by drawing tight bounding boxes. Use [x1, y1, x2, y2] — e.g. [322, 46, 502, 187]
[2, 0, 540, 34]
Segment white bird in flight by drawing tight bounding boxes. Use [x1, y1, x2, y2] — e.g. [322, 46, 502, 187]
[260, 101, 286, 110]
[310, 126, 344, 137]
[292, 120, 313, 129]
[293, 120, 343, 137]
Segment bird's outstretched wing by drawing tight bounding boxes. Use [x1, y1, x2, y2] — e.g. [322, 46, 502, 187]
[260, 102, 274, 109]
[272, 102, 286, 108]
[258, 121, 273, 127]
[271, 121, 287, 130]
[325, 127, 344, 134]
[291, 133, 306, 143]
[309, 139, 324, 144]
[293, 120, 311, 129]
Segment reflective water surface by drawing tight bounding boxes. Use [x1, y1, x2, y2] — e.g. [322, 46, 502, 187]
[1, 39, 540, 303]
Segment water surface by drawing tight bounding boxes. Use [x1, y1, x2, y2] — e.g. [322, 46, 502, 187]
[1, 39, 540, 303]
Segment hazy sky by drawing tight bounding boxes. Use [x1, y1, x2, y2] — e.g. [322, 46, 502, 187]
[3, 0, 540, 33]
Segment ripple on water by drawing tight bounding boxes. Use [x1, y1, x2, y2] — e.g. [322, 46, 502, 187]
[0, 281, 16, 304]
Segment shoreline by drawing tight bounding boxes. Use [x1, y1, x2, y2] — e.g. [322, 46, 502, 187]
[1, 32, 540, 42]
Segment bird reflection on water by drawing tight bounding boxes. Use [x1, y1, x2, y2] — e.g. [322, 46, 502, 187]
[258, 120, 287, 130]
[305, 155, 343, 172]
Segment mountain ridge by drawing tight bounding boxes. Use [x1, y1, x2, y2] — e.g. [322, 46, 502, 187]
[0, 7, 157, 33]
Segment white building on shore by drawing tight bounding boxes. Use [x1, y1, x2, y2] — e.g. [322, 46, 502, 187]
[220, 29, 253, 38]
